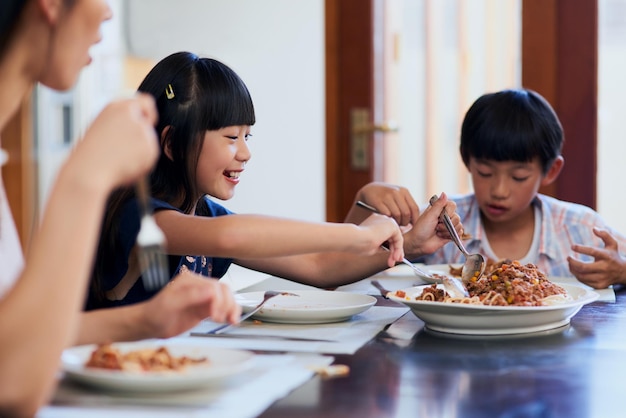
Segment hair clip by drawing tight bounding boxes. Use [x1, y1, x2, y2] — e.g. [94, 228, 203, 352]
[165, 84, 175, 100]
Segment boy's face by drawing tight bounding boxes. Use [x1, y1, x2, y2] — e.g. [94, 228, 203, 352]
[467, 157, 545, 224]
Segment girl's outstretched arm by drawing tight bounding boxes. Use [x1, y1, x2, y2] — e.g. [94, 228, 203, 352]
[158, 210, 404, 266]
[235, 193, 462, 288]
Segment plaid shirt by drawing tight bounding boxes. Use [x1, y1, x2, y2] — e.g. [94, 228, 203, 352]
[415, 193, 626, 278]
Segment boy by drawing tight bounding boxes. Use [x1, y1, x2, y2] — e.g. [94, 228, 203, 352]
[360, 89, 626, 289]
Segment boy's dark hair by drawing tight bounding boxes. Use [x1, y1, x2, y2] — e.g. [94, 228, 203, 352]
[459, 88, 563, 174]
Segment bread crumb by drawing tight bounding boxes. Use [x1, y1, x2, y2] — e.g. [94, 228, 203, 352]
[311, 364, 350, 379]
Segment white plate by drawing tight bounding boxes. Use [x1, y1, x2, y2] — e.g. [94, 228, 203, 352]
[236, 290, 377, 324]
[235, 276, 319, 293]
[62, 340, 255, 393]
[388, 283, 599, 335]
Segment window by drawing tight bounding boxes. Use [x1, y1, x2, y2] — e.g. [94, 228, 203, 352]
[384, 0, 521, 202]
[598, 0, 626, 232]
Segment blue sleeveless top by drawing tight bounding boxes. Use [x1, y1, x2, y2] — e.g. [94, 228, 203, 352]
[86, 196, 234, 309]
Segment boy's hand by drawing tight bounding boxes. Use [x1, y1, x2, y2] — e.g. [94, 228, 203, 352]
[403, 192, 464, 258]
[347, 182, 420, 227]
[568, 228, 626, 289]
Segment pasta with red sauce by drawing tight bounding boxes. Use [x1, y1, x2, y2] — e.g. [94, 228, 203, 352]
[412, 261, 569, 306]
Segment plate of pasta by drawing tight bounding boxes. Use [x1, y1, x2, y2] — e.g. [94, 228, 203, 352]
[387, 261, 599, 335]
[61, 340, 255, 392]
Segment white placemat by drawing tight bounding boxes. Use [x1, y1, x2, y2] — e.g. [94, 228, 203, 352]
[39, 352, 333, 418]
[187, 305, 409, 354]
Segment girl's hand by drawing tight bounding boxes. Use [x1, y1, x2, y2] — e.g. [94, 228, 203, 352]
[70, 94, 159, 191]
[358, 214, 404, 267]
[568, 228, 626, 289]
[140, 271, 241, 339]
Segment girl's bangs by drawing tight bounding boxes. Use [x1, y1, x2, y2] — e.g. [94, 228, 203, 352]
[196, 65, 255, 130]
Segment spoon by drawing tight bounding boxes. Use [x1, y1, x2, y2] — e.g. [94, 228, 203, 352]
[356, 200, 469, 298]
[429, 195, 486, 283]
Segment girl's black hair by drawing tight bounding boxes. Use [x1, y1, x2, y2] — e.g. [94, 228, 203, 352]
[89, 51, 255, 306]
[459, 88, 563, 174]
[137, 51, 255, 213]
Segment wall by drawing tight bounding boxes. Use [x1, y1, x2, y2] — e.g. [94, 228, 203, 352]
[124, 0, 326, 221]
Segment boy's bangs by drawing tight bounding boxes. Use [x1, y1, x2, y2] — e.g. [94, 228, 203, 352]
[475, 129, 539, 163]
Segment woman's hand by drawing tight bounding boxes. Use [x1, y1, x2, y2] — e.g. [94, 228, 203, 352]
[140, 271, 241, 339]
[70, 94, 160, 191]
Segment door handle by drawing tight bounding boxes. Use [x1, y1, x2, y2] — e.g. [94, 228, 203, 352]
[350, 108, 399, 169]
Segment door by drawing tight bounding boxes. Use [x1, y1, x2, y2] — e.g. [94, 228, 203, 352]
[325, 0, 381, 222]
[325, 0, 598, 222]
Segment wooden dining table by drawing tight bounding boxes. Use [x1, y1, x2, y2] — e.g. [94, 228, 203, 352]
[257, 287, 626, 418]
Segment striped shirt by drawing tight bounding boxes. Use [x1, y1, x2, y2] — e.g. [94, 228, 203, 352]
[415, 193, 626, 278]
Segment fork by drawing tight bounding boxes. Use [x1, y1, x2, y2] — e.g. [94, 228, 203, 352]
[135, 176, 170, 291]
[371, 280, 391, 299]
[196, 290, 298, 335]
[356, 200, 469, 297]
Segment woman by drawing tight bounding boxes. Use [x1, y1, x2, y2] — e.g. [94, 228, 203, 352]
[0, 1, 239, 416]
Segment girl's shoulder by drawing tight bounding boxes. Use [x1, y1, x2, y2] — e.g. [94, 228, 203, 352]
[197, 196, 235, 217]
[152, 198, 180, 212]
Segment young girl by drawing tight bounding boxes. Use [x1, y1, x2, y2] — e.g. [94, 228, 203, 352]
[0, 2, 239, 415]
[89, 51, 459, 309]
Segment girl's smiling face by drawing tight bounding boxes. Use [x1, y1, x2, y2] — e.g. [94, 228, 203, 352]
[195, 125, 252, 200]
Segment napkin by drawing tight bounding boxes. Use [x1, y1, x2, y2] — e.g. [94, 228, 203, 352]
[39, 352, 333, 418]
[187, 305, 409, 355]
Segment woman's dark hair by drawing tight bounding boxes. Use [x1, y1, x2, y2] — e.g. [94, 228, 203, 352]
[459, 88, 563, 174]
[0, 0, 77, 57]
[90, 51, 255, 305]
[0, 0, 28, 56]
